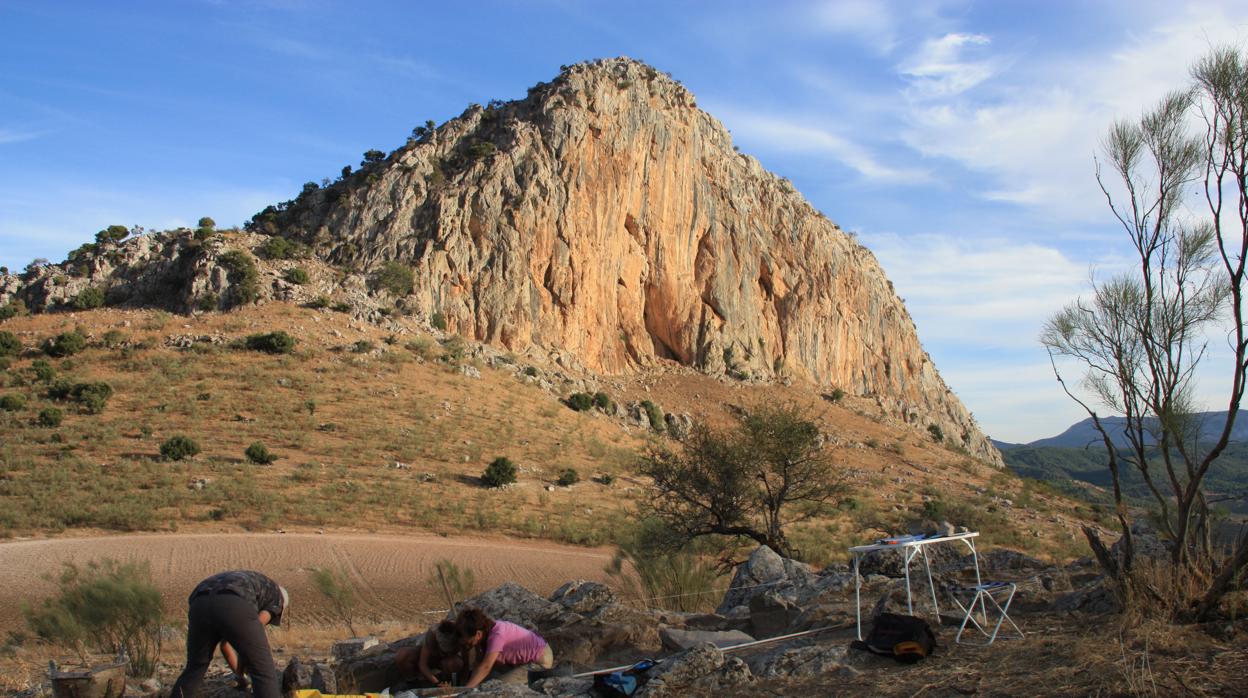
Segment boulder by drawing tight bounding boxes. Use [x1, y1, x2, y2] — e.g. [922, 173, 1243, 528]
[531, 676, 595, 697]
[460, 683, 545, 697]
[973, 549, 1048, 574]
[858, 542, 964, 578]
[332, 635, 423, 693]
[748, 592, 801, 638]
[636, 643, 752, 698]
[455, 582, 579, 633]
[716, 546, 819, 614]
[751, 642, 860, 679]
[659, 627, 754, 652]
[332, 636, 380, 661]
[1053, 577, 1120, 614]
[549, 580, 616, 614]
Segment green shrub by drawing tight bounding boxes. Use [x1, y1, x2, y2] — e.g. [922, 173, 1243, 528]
[94, 225, 130, 245]
[309, 567, 359, 636]
[431, 311, 447, 330]
[425, 559, 476, 604]
[197, 294, 218, 311]
[244, 331, 296, 354]
[42, 330, 87, 357]
[567, 393, 594, 411]
[198, 216, 216, 230]
[308, 296, 331, 309]
[0, 357, 9, 371]
[596, 473, 616, 486]
[194, 217, 216, 240]
[593, 391, 611, 410]
[160, 435, 200, 461]
[31, 359, 54, 382]
[258, 236, 303, 260]
[218, 250, 258, 306]
[0, 303, 21, 322]
[481, 456, 517, 488]
[523, 366, 538, 377]
[640, 400, 664, 432]
[927, 424, 945, 443]
[828, 388, 846, 403]
[71, 382, 113, 414]
[350, 340, 374, 354]
[24, 559, 163, 676]
[0, 393, 26, 411]
[72, 287, 105, 310]
[0, 330, 21, 356]
[556, 468, 580, 487]
[38, 407, 63, 427]
[283, 267, 309, 285]
[440, 336, 466, 362]
[332, 302, 352, 313]
[467, 142, 496, 159]
[245, 442, 278, 465]
[101, 330, 127, 348]
[373, 261, 414, 296]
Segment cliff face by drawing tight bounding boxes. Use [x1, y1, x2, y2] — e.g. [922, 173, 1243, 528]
[258, 57, 998, 463]
[0, 57, 999, 464]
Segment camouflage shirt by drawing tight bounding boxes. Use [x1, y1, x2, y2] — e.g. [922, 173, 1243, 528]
[189, 570, 285, 626]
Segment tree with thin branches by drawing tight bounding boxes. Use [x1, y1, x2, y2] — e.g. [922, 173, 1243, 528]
[1042, 46, 1248, 621]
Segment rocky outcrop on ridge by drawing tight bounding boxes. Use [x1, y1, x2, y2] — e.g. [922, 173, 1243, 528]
[0, 57, 999, 463]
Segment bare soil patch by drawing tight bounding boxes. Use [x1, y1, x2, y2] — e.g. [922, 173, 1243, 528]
[0, 531, 615, 634]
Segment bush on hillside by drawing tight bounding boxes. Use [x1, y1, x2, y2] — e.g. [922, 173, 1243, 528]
[72, 286, 105, 310]
[217, 250, 259, 306]
[283, 267, 309, 285]
[31, 359, 54, 382]
[24, 559, 163, 677]
[640, 400, 664, 432]
[38, 407, 63, 427]
[0, 330, 21, 356]
[481, 457, 517, 488]
[245, 442, 278, 465]
[244, 331, 296, 354]
[0, 303, 22, 322]
[556, 468, 580, 487]
[593, 391, 611, 411]
[927, 424, 945, 443]
[258, 236, 305, 260]
[372, 261, 414, 296]
[42, 330, 87, 358]
[70, 381, 113, 414]
[0, 393, 26, 411]
[431, 311, 447, 330]
[566, 392, 594, 412]
[160, 435, 200, 461]
[101, 329, 127, 348]
[94, 225, 130, 245]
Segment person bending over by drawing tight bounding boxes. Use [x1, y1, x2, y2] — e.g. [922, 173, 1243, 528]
[170, 570, 288, 698]
[456, 607, 553, 688]
[393, 620, 471, 688]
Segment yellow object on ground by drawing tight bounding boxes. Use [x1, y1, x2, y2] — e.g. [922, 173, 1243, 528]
[291, 691, 384, 698]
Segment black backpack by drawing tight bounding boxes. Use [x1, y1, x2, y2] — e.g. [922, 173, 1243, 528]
[856, 613, 937, 663]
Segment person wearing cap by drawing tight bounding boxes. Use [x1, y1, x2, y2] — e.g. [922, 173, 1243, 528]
[393, 620, 471, 688]
[170, 570, 289, 698]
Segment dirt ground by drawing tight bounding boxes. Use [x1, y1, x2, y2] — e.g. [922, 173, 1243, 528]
[0, 531, 616, 634]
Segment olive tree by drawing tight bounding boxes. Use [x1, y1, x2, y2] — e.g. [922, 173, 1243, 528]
[1042, 46, 1248, 621]
[640, 402, 845, 559]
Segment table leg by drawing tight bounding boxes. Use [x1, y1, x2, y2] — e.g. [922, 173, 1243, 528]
[854, 552, 862, 641]
[921, 546, 939, 617]
[903, 547, 914, 615]
[964, 538, 987, 626]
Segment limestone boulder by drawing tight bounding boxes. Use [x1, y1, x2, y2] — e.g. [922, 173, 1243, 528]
[636, 643, 752, 698]
[658, 627, 754, 652]
[717, 546, 819, 614]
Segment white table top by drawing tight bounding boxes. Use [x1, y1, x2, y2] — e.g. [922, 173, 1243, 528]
[849, 530, 979, 554]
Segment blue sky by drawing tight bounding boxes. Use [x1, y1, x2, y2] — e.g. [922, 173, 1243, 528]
[3, 0, 1247, 442]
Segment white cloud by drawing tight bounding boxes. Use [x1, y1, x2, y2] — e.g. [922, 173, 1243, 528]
[0, 128, 45, 145]
[808, 0, 898, 52]
[900, 32, 997, 98]
[715, 108, 931, 184]
[897, 4, 1248, 223]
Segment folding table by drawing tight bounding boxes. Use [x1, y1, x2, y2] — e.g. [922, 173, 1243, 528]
[849, 531, 983, 640]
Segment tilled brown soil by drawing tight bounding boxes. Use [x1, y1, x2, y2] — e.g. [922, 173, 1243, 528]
[0, 531, 616, 633]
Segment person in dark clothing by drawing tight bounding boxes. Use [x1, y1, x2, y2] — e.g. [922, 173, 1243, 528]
[170, 570, 288, 698]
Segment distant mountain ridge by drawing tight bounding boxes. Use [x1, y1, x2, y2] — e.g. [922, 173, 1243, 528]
[997, 411, 1248, 450]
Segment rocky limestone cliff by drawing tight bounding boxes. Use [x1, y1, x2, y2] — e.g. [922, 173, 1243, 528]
[0, 57, 1000, 465]
[257, 57, 998, 464]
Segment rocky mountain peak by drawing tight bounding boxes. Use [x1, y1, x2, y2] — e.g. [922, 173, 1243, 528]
[0, 58, 1001, 465]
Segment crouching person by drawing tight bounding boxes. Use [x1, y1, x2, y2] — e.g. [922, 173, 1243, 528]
[456, 607, 553, 688]
[393, 620, 471, 688]
[170, 570, 289, 698]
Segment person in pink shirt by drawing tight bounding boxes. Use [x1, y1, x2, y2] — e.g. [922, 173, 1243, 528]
[456, 607, 554, 688]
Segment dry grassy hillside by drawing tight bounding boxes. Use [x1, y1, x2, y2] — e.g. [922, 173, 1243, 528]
[0, 303, 1099, 564]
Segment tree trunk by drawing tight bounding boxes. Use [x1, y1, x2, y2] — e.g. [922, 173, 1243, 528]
[1192, 532, 1248, 622]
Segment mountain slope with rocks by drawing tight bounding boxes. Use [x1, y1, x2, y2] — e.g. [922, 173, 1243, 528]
[0, 57, 999, 465]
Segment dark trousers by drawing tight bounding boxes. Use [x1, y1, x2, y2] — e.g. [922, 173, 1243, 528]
[170, 592, 279, 698]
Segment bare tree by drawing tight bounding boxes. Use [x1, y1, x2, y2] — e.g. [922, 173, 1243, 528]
[1042, 46, 1248, 621]
[640, 401, 846, 559]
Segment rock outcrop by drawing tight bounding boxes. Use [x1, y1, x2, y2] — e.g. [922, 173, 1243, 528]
[0, 57, 999, 463]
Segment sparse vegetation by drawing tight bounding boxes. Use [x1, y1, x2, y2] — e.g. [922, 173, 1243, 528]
[244, 331, 296, 354]
[217, 249, 259, 306]
[245, 442, 278, 465]
[566, 392, 594, 412]
[481, 456, 517, 488]
[640, 400, 664, 432]
[258, 236, 304, 261]
[283, 267, 309, 285]
[0, 394, 26, 411]
[0, 331, 20, 356]
[37, 407, 63, 427]
[373, 261, 414, 296]
[42, 330, 87, 357]
[24, 559, 163, 677]
[425, 559, 476, 605]
[72, 286, 105, 310]
[160, 435, 200, 461]
[431, 310, 447, 330]
[556, 468, 580, 487]
[927, 424, 945, 443]
[309, 566, 359, 637]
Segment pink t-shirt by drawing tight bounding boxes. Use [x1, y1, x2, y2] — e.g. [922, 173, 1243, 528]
[485, 620, 547, 666]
